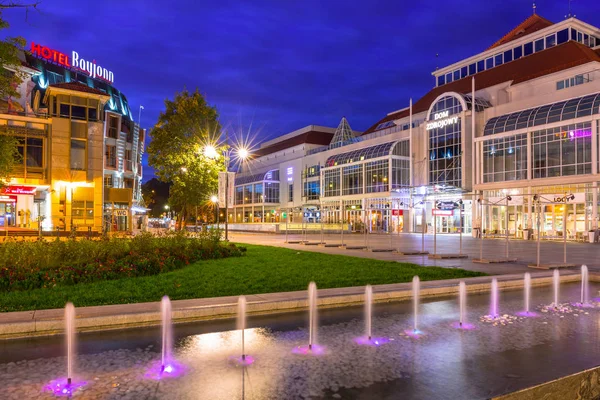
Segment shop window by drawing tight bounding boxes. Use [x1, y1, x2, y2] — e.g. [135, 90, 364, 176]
[72, 200, 94, 226]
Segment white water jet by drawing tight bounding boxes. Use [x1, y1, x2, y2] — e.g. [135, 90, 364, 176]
[524, 272, 531, 314]
[308, 282, 318, 349]
[65, 302, 75, 385]
[459, 281, 466, 326]
[581, 265, 589, 304]
[412, 276, 420, 332]
[161, 296, 172, 370]
[238, 296, 247, 359]
[365, 285, 373, 340]
[553, 269, 560, 306]
[490, 278, 498, 317]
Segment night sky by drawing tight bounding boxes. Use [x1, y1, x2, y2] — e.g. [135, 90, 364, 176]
[2, 0, 600, 181]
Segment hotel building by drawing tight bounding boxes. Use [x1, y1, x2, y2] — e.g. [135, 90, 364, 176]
[228, 14, 600, 240]
[0, 42, 145, 233]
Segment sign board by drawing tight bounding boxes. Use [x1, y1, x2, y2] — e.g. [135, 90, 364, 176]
[426, 110, 459, 131]
[0, 195, 17, 203]
[218, 172, 235, 206]
[2, 185, 36, 195]
[31, 42, 115, 83]
[432, 209, 453, 216]
[391, 209, 404, 216]
[114, 210, 127, 217]
[436, 200, 459, 210]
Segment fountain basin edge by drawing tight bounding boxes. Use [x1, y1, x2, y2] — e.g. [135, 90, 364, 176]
[0, 271, 589, 340]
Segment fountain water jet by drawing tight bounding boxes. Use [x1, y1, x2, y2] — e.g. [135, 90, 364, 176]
[355, 285, 390, 346]
[161, 296, 172, 372]
[490, 278, 498, 318]
[553, 269, 560, 307]
[43, 303, 87, 396]
[293, 282, 325, 354]
[581, 265, 589, 305]
[404, 276, 424, 337]
[453, 281, 475, 329]
[516, 273, 538, 317]
[232, 296, 255, 365]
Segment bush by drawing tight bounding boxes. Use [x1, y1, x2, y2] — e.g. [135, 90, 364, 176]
[0, 231, 243, 292]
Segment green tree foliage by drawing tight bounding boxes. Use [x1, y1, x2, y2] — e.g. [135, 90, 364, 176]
[147, 89, 226, 228]
[0, 4, 36, 186]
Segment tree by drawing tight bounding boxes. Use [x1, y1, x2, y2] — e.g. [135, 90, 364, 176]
[0, 2, 39, 186]
[147, 89, 226, 229]
[141, 178, 170, 218]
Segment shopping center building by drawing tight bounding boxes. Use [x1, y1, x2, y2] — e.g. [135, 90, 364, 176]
[225, 14, 600, 240]
[0, 41, 146, 232]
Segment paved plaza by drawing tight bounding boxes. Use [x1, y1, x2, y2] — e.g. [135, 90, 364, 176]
[229, 231, 600, 275]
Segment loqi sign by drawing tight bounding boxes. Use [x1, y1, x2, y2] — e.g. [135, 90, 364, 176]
[2, 185, 36, 195]
[391, 209, 403, 216]
[31, 42, 115, 83]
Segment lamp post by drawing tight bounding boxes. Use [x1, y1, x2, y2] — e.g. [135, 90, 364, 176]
[211, 195, 219, 230]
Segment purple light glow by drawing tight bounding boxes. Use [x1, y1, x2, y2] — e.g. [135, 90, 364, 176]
[516, 311, 539, 318]
[403, 329, 425, 339]
[354, 336, 390, 346]
[229, 355, 255, 366]
[292, 344, 326, 355]
[43, 378, 87, 397]
[567, 129, 592, 139]
[144, 359, 187, 380]
[571, 302, 596, 309]
[451, 322, 476, 330]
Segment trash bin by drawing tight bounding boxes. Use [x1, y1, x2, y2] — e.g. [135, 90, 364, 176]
[589, 231, 596, 244]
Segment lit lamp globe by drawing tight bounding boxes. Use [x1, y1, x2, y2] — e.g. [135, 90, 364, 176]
[204, 145, 219, 159]
[210, 195, 218, 204]
[237, 148, 249, 160]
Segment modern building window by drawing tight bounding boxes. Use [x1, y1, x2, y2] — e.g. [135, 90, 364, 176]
[391, 158, 410, 190]
[437, 75, 445, 86]
[17, 137, 43, 168]
[513, 45, 522, 60]
[524, 42, 533, 56]
[545, 34, 556, 48]
[445, 72, 452, 84]
[468, 63, 476, 75]
[104, 175, 114, 188]
[342, 164, 363, 195]
[477, 60, 485, 72]
[460, 66, 467, 78]
[453, 69, 460, 81]
[532, 122, 592, 178]
[365, 160, 389, 193]
[392, 140, 410, 156]
[485, 57, 493, 69]
[253, 183, 263, 203]
[304, 165, 320, 178]
[534, 38, 544, 52]
[243, 185, 252, 204]
[303, 181, 320, 200]
[125, 149, 133, 171]
[72, 200, 94, 226]
[55, 95, 99, 122]
[107, 115, 119, 139]
[235, 186, 243, 205]
[70, 121, 87, 170]
[264, 182, 279, 203]
[288, 183, 294, 202]
[323, 169, 341, 197]
[105, 145, 117, 168]
[494, 53, 503, 67]
[503, 49, 513, 63]
[428, 96, 463, 187]
[556, 73, 591, 91]
[557, 28, 569, 44]
[483, 134, 527, 183]
[124, 178, 134, 189]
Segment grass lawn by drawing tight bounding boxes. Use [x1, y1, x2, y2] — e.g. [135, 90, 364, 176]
[0, 244, 486, 312]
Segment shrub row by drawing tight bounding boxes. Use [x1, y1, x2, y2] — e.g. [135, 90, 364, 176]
[0, 231, 243, 292]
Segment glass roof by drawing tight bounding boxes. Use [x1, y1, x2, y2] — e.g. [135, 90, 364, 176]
[463, 94, 493, 112]
[234, 170, 279, 186]
[324, 141, 397, 167]
[484, 93, 600, 136]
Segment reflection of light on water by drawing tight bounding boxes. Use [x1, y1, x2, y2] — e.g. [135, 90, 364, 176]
[178, 328, 265, 357]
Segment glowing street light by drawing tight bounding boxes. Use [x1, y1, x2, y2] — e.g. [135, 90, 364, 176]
[180, 167, 188, 173]
[210, 195, 218, 204]
[237, 147, 249, 160]
[204, 145, 219, 159]
[164, 205, 170, 210]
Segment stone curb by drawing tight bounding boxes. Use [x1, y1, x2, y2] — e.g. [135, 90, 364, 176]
[0, 270, 590, 340]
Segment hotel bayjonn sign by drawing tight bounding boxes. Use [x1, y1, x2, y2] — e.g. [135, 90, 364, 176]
[30, 42, 115, 84]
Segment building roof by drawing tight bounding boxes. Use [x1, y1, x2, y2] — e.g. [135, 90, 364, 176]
[487, 14, 554, 50]
[363, 41, 600, 135]
[254, 129, 335, 157]
[48, 81, 109, 96]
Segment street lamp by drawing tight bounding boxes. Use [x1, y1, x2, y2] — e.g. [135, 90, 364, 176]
[204, 143, 251, 241]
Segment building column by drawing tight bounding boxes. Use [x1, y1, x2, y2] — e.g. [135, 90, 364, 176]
[527, 186, 533, 229]
[593, 182, 598, 230]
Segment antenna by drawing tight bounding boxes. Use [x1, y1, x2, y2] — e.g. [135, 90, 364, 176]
[532, 2, 536, 15]
[435, 53, 439, 71]
[565, 0, 575, 18]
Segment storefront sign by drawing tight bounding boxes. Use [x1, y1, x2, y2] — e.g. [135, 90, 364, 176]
[114, 210, 127, 217]
[0, 195, 17, 203]
[391, 209, 403, 216]
[2, 185, 36, 195]
[436, 200, 459, 210]
[432, 209, 453, 216]
[426, 110, 459, 131]
[31, 42, 115, 83]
